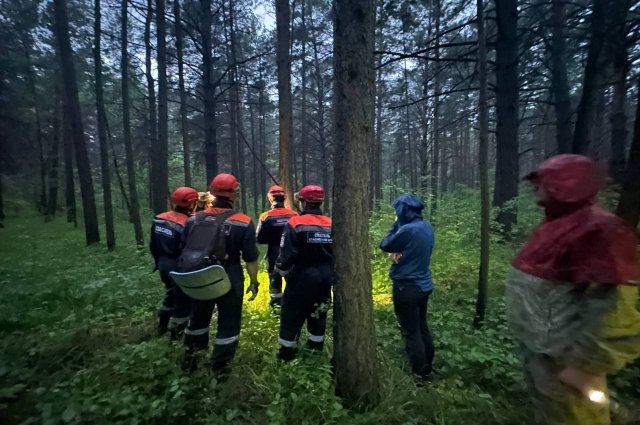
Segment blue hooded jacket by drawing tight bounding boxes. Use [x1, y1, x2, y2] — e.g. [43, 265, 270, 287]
[380, 194, 434, 292]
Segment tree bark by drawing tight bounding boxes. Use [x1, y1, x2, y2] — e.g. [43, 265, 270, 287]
[249, 83, 259, 217]
[492, 0, 519, 232]
[616, 79, 640, 230]
[53, 0, 100, 245]
[607, 0, 630, 182]
[153, 0, 169, 214]
[174, 0, 191, 187]
[0, 172, 4, 222]
[431, 0, 441, 218]
[202, 0, 217, 184]
[300, 0, 308, 185]
[333, 0, 378, 407]
[258, 72, 267, 211]
[145, 0, 158, 207]
[474, 0, 490, 328]
[550, 0, 572, 154]
[20, 32, 47, 213]
[62, 98, 76, 227]
[122, 0, 144, 245]
[226, 0, 247, 211]
[276, 0, 295, 207]
[572, 0, 607, 154]
[95, 0, 115, 249]
[47, 83, 62, 217]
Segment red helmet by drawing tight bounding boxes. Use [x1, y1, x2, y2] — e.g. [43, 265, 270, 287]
[210, 173, 240, 199]
[171, 187, 199, 207]
[296, 185, 325, 203]
[268, 185, 286, 197]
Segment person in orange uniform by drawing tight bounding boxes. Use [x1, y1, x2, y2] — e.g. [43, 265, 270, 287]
[256, 185, 298, 307]
[149, 187, 199, 336]
[181, 173, 260, 372]
[274, 185, 334, 360]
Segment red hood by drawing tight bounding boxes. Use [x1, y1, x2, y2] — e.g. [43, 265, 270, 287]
[514, 154, 638, 284]
[527, 154, 601, 217]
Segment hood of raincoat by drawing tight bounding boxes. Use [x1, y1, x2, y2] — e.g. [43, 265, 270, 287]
[393, 194, 424, 225]
[514, 154, 638, 284]
[526, 154, 601, 217]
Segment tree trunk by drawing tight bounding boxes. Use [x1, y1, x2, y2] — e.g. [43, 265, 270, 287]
[122, 0, 145, 245]
[474, 0, 490, 328]
[0, 172, 4, 222]
[249, 85, 259, 217]
[276, 0, 295, 207]
[202, 0, 217, 183]
[0, 125, 5, 222]
[419, 54, 430, 196]
[174, 0, 191, 187]
[616, 79, 640, 230]
[53, 0, 100, 245]
[607, 0, 631, 182]
[311, 21, 330, 212]
[492, 0, 519, 232]
[431, 1, 441, 217]
[153, 0, 169, 213]
[21, 35, 47, 213]
[300, 0, 308, 185]
[145, 0, 158, 208]
[62, 100, 76, 226]
[95, 0, 115, 249]
[258, 73, 267, 211]
[550, 0, 572, 154]
[47, 83, 62, 217]
[374, 68, 384, 203]
[572, 0, 607, 154]
[106, 115, 132, 216]
[226, 0, 247, 211]
[333, 0, 378, 407]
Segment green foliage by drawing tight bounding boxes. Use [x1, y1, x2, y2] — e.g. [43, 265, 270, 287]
[1, 190, 637, 424]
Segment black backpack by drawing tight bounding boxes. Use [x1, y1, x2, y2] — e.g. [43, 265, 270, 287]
[178, 210, 236, 272]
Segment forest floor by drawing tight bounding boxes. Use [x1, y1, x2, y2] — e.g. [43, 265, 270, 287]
[0, 192, 638, 425]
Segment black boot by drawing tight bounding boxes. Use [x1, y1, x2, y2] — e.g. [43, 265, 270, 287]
[157, 315, 170, 336]
[170, 322, 187, 341]
[277, 346, 298, 361]
[181, 349, 199, 373]
[269, 295, 282, 307]
[305, 340, 324, 352]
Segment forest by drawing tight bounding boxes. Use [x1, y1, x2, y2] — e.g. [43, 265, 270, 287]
[1, 0, 640, 423]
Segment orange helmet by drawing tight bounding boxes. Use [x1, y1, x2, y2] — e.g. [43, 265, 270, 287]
[171, 187, 199, 207]
[268, 185, 286, 197]
[296, 185, 325, 203]
[210, 173, 240, 199]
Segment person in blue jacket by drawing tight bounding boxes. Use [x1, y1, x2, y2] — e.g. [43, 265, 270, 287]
[380, 194, 435, 381]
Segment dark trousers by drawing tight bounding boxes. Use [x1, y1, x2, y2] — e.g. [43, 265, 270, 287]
[184, 276, 243, 369]
[392, 285, 434, 376]
[279, 266, 332, 351]
[267, 250, 284, 303]
[157, 258, 191, 331]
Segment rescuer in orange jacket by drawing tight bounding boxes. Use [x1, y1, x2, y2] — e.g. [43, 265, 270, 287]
[149, 186, 199, 336]
[181, 173, 260, 373]
[256, 185, 298, 307]
[274, 185, 334, 360]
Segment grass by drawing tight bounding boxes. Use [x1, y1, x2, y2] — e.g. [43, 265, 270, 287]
[0, 191, 637, 424]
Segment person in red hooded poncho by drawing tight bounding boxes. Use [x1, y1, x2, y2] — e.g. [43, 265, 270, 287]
[505, 154, 640, 425]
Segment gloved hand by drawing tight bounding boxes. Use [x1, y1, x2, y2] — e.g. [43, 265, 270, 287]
[274, 266, 290, 277]
[246, 281, 259, 301]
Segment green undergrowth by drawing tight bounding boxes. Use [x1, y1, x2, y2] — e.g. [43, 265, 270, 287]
[0, 191, 637, 424]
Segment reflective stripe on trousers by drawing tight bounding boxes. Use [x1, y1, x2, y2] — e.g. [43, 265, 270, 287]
[278, 337, 297, 348]
[215, 335, 239, 345]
